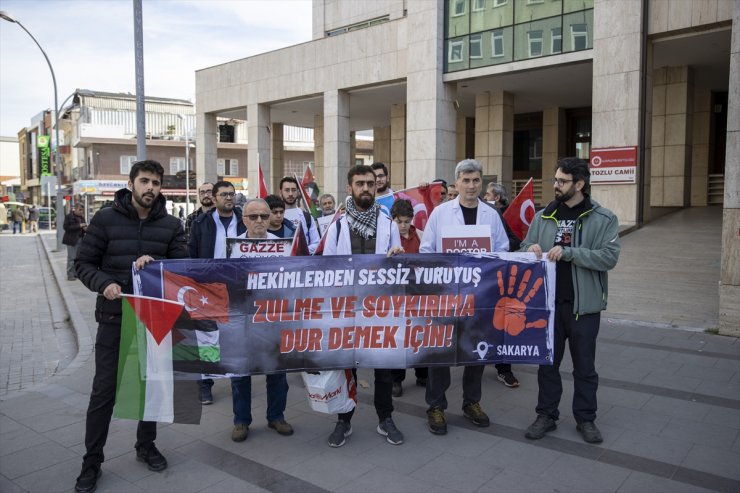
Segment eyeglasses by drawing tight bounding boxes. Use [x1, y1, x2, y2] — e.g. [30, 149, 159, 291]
[216, 192, 236, 198]
[374, 174, 386, 179]
[198, 189, 213, 195]
[243, 213, 270, 221]
[551, 178, 574, 187]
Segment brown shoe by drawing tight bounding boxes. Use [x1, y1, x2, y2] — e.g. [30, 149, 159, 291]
[268, 419, 294, 436]
[231, 423, 249, 442]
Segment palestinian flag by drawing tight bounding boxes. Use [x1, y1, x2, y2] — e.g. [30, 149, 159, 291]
[294, 172, 320, 218]
[114, 295, 202, 424]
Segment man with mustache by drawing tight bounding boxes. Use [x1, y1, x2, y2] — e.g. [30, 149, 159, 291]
[73, 160, 188, 493]
[322, 164, 404, 447]
[280, 176, 320, 253]
[522, 157, 620, 444]
[184, 182, 214, 241]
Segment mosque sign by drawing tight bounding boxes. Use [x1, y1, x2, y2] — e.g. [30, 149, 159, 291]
[589, 147, 637, 184]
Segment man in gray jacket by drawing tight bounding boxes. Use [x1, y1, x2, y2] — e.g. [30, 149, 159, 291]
[521, 157, 620, 444]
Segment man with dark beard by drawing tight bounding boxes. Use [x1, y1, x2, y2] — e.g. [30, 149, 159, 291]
[279, 176, 320, 253]
[322, 164, 404, 447]
[371, 162, 392, 195]
[522, 157, 620, 444]
[184, 182, 214, 240]
[74, 160, 188, 493]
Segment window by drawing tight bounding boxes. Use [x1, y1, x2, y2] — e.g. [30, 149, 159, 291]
[493, 0, 507, 6]
[472, 0, 485, 11]
[452, 0, 466, 16]
[527, 0, 544, 4]
[217, 158, 239, 177]
[571, 24, 588, 51]
[551, 27, 562, 54]
[528, 30, 543, 57]
[448, 40, 464, 63]
[120, 155, 136, 175]
[170, 157, 187, 175]
[492, 29, 505, 57]
[470, 34, 482, 58]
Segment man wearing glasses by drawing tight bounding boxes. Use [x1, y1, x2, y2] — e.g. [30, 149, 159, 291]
[371, 162, 393, 195]
[522, 157, 620, 444]
[184, 182, 214, 240]
[189, 185, 293, 441]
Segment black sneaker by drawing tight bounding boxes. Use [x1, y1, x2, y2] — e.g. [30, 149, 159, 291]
[427, 407, 447, 435]
[525, 415, 557, 440]
[136, 445, 168, 471]
[74, 465, 101, 493]
[377, 417, 404, 445]
[576, 421, 603, 443]
[392, 382, 403, 397]
[462, 402, 490, 427]
[328, 420, 352, 447]
[199, 386, 213, 405]
[497, 371, 520, 388]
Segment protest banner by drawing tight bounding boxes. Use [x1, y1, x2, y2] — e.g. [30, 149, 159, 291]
[227, 237, 293, 259]
[134, 253, 555, 378]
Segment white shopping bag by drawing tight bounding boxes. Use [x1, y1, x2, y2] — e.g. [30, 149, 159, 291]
[302, 370, 357, 414]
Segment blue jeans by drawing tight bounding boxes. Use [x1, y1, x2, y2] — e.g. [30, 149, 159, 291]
[231, 374, 289, 425]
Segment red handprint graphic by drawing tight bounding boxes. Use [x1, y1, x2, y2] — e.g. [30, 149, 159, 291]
[492, 264, 547, 336]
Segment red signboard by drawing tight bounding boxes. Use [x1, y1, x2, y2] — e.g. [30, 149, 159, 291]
[589, 146, 637, 184]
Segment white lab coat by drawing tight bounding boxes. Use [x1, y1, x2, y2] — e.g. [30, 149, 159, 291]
[323, 213, 401, 255]
[420, 197, 509, 253]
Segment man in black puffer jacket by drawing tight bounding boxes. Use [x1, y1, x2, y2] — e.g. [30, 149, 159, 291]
[73, 160, 188, 493]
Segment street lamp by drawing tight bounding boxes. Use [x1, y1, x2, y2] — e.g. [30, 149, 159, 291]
[177, 114, 193, 216]
[1, 10, 65, 251]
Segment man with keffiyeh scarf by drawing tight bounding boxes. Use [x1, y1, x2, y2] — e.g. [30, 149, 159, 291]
[322, 164, 405, 447]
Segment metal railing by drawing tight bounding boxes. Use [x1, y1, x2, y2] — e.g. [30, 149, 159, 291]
[708, 174, 724, 205]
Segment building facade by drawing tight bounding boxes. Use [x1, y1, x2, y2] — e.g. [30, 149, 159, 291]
[195, 0, 739, 334]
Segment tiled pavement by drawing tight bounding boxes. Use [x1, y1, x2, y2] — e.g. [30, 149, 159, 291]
[1, 209, 739, 493]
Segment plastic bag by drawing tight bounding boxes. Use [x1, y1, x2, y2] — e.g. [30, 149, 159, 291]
[302, 369, 357, 414]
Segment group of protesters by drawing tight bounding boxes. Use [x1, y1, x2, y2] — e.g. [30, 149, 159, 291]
[72, 157, 619, 493]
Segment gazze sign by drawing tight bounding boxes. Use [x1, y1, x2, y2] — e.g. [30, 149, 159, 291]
[37, 135, 51, 176]
[589, 147, 637, 184]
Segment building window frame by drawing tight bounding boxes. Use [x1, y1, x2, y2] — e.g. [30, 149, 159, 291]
[472, 0, 486, 12]
[571, 23, 588, 51]
[169, 157, 187, 175]
[528, 29, 543, 57]
[120, 155, 136, 175]
[452, 0, 467, 16]
[527, 0, 544, 4]
[492, 29, 505, 57]
[217, 158, 239, 177]
[448, 40, 465, 63]
[493, 0, 507, 6]
[551, 27, 562, 54]
[470, 34, 483, 58]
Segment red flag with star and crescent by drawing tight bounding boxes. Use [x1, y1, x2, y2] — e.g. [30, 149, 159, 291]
[162, 271, 230, 323]
[502, 178, 536, 241]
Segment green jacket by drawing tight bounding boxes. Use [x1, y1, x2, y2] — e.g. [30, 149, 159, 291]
[520, 196, 620, 315]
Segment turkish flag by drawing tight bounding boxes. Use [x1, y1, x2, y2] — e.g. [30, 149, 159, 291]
[258, 163, 269, 198]
[163, 271, 230, 323]
[290, 221, 310, 256]
[502, 178, 536, 241]
[394, 182, 445, 231]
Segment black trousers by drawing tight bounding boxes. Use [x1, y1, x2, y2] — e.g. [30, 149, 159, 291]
[338, 368, 395, 423]
[82, 323, 157, 468]
[536, 302, 601, 423]
[425, 364, 484, 410]
[391, 367, 428, 383]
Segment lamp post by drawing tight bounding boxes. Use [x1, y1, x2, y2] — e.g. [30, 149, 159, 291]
[1, 10, 65, 251]
[177, 114, 192, 216]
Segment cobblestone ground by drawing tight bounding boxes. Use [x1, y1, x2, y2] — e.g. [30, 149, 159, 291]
[0, 232, 75, 396]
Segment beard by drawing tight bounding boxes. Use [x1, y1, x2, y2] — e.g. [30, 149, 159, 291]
[353, 192, 374, 209]
[132, 190, 155, 209]
[283, 194, 297, 206]
[555, 187, 576, 203]
[376, 184, 388, 194]
[200, 197, 213, 208]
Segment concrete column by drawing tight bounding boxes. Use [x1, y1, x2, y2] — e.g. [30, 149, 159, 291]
[542, 107, 567, 205]
[650, 66, 693, 207]
[324, 89, 350, 202]
[196, 112, 218, 184]
[405, 0, 457, 185]
[475, 91, 513, 186]
[591, 0, 645, 227]
[691, 88, 711, 206]
[719, 1, 740, 336]
[271, 123, 285, 194]
[373, 126, 391, 164]
[248, 103, 271, 199]
[390, 103, 406, 190]
[350, 131, 357, 167]
[314, 115, 324, 190]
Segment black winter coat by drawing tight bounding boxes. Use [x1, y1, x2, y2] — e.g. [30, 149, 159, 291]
[75, 188, 188, 324]
[188, 208, 245, 259]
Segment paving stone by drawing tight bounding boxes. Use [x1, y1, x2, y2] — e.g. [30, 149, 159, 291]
[616, 471, 716, 493]
[608, 429, 692, 465]
[410, 452, 501, 493]
[285, 452, 375, 491]
[134, 459, 230, 493]
[477, 469, 572, 493]
[659, 416, 739, 449]
[540, 454, 631, 491]
[0, 440, 77, 479]
[0, 426, 50, 457]
[681, 444, 740, 480]
[598, 405, 671, 435]
[204, 475, 271, 493]
[336, 466, 435, 493]
[640, 395, 711, 421]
